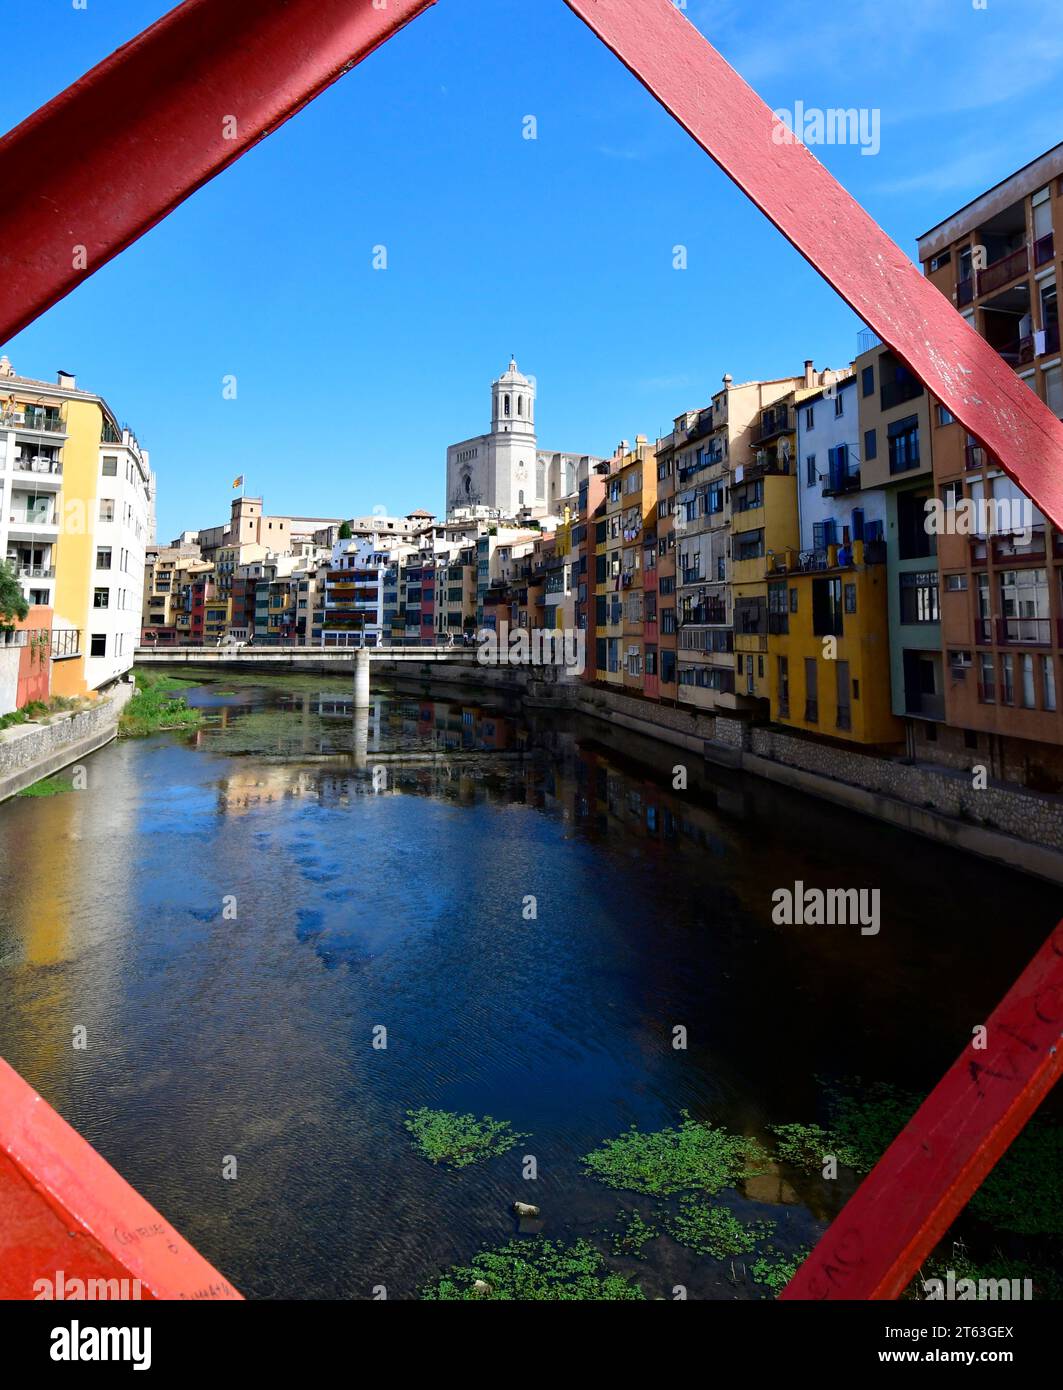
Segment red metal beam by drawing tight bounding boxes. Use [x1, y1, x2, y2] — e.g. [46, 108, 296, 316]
[779, 921, 1063, 1300]
[0, 0, 438, 344]
[0, 1058, 241, 1299]
[563, 0, 1063, 532]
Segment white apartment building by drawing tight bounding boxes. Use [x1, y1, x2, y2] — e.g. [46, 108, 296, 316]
[87, 428, 153, 689]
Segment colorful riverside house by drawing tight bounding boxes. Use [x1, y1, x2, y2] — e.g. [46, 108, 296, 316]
[652, 428, 679, 702]
[768, 374, 902, 745]
[917, 144, 1063, 786]
[0, 360, 151, 696]
[619, 437, 657, 694]
[727, 365, 840, 714]
[855, 335, 942, 753]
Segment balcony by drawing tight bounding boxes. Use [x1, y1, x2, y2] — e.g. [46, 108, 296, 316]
[752, 406, 792, 445]
[822, 465, 861, 498]
[978, 245, 1028, 297]
[7, 510, 58, 534]
[997, 616, 1051, 646]
[1034, 232, 1055, 268]
[767, 613, 789, 635]
[956, 278, 975, 308]
[17, 565, 55, 580]
[0, 410, 66, 435]
[13, 455, 62, 477]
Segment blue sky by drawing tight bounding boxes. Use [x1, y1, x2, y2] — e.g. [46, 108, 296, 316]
[2, 0, 1060, 541]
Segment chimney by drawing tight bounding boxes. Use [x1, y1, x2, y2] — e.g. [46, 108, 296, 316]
[57, 369, 76, 390]
[804, 360, 815, 388]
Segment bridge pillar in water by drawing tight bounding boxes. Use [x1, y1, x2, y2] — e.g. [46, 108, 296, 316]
[354, 649, 371, 710]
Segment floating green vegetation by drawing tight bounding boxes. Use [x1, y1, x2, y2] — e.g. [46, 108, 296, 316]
[404, 1107, 528, 1169]
[608, 1208, 660, 1259]
[824, 1080, 921, 1174]
[120, 682, 203, 738]
[666, 1198, 774, 1259]
[769, 1122, 863, 1175]
[18, 774, 75, 798]
[421, 1237, 645, 1301]
[751, 1247, 811, 1295]
[968, 1120, 1063, 1236]
[581, 1112, 770, 1196]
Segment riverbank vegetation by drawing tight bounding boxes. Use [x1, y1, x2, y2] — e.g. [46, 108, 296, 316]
[119, 670, 203, 738]
[0, 694, 84, 733]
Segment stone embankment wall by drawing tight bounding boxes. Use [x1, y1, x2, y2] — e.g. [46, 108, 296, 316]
[0, 682, 133, 802]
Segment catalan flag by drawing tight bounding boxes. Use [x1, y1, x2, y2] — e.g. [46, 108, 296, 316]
[232, 475, 243, 489]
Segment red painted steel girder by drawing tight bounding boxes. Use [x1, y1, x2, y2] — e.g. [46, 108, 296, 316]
[564, 0, 1063, 533]
[779, 921, 1063, 1300]
[0, 1058, 241, 1300]
[0, 0, 438, 343]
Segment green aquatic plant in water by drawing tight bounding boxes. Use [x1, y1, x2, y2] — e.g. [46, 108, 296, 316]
[769, 1122, 863, 1175]
[582, 1112, 770, 1195]
[824, 1080, 921, 1174]
[421, 1237, 644, 1300]
[905, 1248, 1063, 1301]
[751, 1247, 811, 1295]
[608, 1208, 660, 1258]
[666, 1198, 774, 1258]
[968, 1120, 1063, 1236]
[120, 685, 203, 738]
[17, 774, 75, 798]
[404, 1107, 528, 1169]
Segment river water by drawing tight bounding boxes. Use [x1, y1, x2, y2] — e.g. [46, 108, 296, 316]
[0, 672, 1059, 1298]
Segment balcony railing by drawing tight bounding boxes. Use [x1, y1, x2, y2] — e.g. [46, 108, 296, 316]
[8, 511, 57, 527]
[752, 407, 793, 444]
[0, 411, 65, 433]
[18, 565, 55, 579]
[997, 616, 1051, 646]
[14, 456, 62, 475]
[974, 617, 992, 644]
[978, 245, 1028, 297]
[823, 466, 861, 497]
[1034, 231, 1055, 268]
[956, 278, 975, 308]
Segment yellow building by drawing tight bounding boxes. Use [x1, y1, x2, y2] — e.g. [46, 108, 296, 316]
[0, 362, 152, 699]
[767, 539, 902, 744]
[730, 396, 800, 703]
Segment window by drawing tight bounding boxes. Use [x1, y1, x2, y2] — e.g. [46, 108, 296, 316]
[99, 499, 114, 522]
[101, 456, 118, 476]
[949, 649, 973, 678]
[900, 571, 939, 624]
[937, 404, 956, 426]
[834, 392, 844, 417]
[96, 546, 112, 570]
[945, 573, 968, 591]
[844, 582, 857, 613]
[812, 577, 843, 636]
[861, 365, 875, 397]
[1042, 656, 1056, 711]
[1021, 654, 1036, 709]
[789, 587, 798, 613]
[897, 488, 936, 559]
[805, 406, 814, 428]
[777, 655, 790, 716]
[979, 653, 996, 703]
[888, 415, 921, 474]
[864, 428, 877, 462]
[804, 658, 818, 722]
[90, 633, 106, 657]
[1001, 653, 1015, 705]
[806, 454, 817, 487]
[93, 587, 109, 609]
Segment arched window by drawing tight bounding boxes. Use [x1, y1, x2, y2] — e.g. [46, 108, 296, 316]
[504, 394, 510, 416]
[517, 396, 523, 416]
[518, 490, 524, 506]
